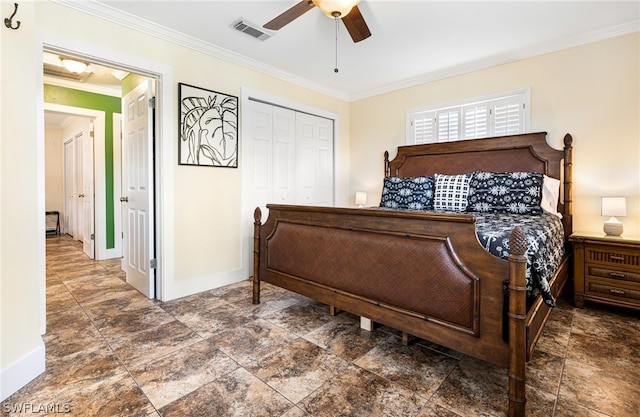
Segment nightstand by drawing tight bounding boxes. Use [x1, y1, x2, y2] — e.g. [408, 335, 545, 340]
[570, 232, 640, 311]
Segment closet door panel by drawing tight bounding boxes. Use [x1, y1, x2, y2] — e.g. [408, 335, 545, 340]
[295, 113, 317, 205]
[272, 107, 296, 204]
[249, 102, 274, 206]
[315, 117, 334, 206]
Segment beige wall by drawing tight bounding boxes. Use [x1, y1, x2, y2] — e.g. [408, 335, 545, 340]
[350, 32, 640, 235]
[1, 0, 45, 399]
[45, 126, 64, 216]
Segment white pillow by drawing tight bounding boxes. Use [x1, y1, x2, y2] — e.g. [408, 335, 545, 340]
[433, 173, 472, 212]
[541, 175, 562, 218]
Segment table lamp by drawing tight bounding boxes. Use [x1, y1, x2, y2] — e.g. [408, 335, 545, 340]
[602, 197, 626, 236]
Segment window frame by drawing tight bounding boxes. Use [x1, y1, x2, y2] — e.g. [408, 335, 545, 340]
[406, 88, 531, 145]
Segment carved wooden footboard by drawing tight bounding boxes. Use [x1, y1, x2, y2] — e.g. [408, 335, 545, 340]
[253, 204, 530, 416]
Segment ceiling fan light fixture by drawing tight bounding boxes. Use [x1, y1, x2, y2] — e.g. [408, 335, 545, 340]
[312, 0, 360, 19]
[59, 57, 88, 74]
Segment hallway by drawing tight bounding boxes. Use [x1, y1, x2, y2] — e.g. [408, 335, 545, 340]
[2, 234, 639, 416]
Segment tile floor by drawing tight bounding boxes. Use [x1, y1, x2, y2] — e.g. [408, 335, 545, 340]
[2, 234, 639, 416]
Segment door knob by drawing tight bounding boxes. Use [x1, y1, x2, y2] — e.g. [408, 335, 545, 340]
[78, 194, 85, 198]
[120, 196, 129, 202]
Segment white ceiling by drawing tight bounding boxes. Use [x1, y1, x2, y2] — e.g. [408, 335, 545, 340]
[52, 0, 639, 101]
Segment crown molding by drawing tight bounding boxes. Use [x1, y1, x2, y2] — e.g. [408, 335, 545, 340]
[51, 1, 638, 103]
[51, 0, 350, 101]
[348, 20, 640, 101]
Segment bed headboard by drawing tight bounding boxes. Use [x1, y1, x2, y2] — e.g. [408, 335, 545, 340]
[384, 132, 573, 233]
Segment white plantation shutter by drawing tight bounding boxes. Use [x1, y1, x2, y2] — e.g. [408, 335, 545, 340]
[492, 96, 524, 136]
[412, 110, 436, 144]
[437, 109, 459, 142]
[463, 103, 489, 139]
[407, 89, 529, 145]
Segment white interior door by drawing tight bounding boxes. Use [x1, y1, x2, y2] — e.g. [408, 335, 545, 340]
[245, 101, 296, 211]
[122, 80, 155, 298]
[246, 100, 273, 211]
[272, 107, 296, 204]
[74, 132, 84, 243]
[81, 124, 95, 259]
[295, 113, 334, 206]
[245, 100, 334, 210]
[313, 116, 334, 206]
[63, 138, 75, 235]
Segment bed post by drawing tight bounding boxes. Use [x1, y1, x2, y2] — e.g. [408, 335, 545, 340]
[563, 133, 574, 237]
[252, 207, 262, 305]
[384, 150, 390, 177]
[508, 226, 528, 417]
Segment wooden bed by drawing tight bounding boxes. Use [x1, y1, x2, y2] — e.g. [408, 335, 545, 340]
[252, 131, 573, 417]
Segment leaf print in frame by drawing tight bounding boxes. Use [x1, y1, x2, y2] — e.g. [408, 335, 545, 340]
[178, 83, 238, 167]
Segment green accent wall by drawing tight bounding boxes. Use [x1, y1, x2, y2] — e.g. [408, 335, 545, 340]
[44, 84, 121, 249]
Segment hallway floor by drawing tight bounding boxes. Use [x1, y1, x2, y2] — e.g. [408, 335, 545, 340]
[2, 235, 639, 416]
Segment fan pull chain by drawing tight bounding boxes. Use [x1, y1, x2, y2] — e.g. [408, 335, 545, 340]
[334, 16, 339, 73]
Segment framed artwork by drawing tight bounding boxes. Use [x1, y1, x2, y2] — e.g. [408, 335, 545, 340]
[178, 82, 238, 167]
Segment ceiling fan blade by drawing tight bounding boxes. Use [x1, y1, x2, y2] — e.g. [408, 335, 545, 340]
[264, 0, 316, 30]
[342, 5, 371, 43]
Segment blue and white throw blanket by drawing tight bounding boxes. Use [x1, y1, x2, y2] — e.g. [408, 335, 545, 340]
[474, 212, 564, 306]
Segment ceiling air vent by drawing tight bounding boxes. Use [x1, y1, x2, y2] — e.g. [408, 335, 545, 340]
[232, 19, 272, 41]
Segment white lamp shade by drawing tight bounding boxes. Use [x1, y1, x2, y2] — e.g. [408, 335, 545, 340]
[312, 0, 360, 18]
[602, 197, 627, 217]
[355, 191, 367, 206]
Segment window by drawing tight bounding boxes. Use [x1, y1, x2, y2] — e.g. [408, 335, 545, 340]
[407, 89, 530, 145]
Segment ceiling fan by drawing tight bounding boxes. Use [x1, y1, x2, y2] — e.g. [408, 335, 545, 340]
[264, 0, 372, 43]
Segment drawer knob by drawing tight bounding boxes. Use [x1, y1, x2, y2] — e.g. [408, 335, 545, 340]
[609, 272, 626, 278]
[610, 255, 625, 261]
[609, 288, 626, 295]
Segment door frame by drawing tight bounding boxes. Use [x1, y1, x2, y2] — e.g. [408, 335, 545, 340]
[37, 37, 175, 334]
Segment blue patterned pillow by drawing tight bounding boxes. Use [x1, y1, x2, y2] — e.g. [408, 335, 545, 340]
[379, 176, 434, 210]
[433, 173, 472, 212]
[467, 171, 544, 214]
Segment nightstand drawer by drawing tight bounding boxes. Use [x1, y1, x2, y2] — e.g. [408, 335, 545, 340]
[587, 265, 640, 284]
[571, 233, 640, 311]
[586, 280, 640, 302]
[585, 245, 640, 270]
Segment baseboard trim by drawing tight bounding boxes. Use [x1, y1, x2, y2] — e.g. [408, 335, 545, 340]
[1, 340, 45, 402]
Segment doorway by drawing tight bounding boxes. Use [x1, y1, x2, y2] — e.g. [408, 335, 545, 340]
[42, 48, 160, 299]
[45, 105, 107, 261]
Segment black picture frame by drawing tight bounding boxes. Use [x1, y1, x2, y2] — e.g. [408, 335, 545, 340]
[178, 82, 238, 167]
